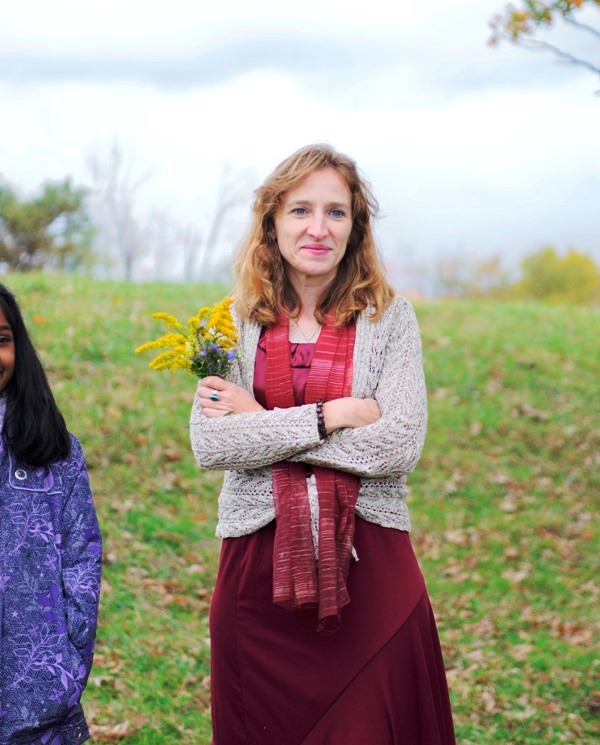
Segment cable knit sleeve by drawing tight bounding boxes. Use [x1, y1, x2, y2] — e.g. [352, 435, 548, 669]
[189, 313, 323, 470]
[189, 297, 426, 476]
[190, 400, 323, 470]
[288, 297, 427, 478]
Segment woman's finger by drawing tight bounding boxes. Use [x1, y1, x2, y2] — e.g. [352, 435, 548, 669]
[198, 383, 227, 401]
[202, 406, 222, 418]
[199, 389, 227, 406]
[201, 375, 228, 390]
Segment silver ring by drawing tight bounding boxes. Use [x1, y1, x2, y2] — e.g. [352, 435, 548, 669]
[210, 390, 220, 402]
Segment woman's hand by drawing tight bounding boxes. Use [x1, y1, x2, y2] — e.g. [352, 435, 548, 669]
[197, 376, 265, 418]
[323, 397, 381, 434]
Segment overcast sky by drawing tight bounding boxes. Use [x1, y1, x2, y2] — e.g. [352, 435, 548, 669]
[1, 0, 598, 282]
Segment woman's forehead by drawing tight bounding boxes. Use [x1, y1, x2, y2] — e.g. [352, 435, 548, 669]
[279, 168, 352, 207]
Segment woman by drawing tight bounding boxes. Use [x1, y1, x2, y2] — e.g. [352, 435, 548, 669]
[190, 145, 455, 744]
[0, 284, 102, 744]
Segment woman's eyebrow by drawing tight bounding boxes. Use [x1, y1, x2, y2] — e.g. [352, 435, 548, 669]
[287, 198, 350, 209]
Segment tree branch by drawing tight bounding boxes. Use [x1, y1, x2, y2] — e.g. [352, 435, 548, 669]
[564, 15, 600, 39]
[520, 37, 600, 74]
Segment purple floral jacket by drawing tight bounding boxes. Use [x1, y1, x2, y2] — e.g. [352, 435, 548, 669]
[0, 435, 102, 745]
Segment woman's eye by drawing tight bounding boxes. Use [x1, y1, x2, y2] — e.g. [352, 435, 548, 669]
[291, 207, 307, 216]
[330, 209, 346, 218]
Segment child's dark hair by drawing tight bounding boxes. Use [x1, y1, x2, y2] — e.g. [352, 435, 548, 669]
[0, 283, 71, 466]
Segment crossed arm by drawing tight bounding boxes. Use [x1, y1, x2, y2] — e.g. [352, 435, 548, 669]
[189, 300, 427, 478]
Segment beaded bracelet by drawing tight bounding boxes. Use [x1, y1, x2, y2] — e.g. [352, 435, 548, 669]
[316, 398, 328, 440]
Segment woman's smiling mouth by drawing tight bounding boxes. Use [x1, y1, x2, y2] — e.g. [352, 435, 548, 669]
[302, 244, 331, 254]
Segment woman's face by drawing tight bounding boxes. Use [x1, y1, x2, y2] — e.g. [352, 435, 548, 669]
[0, 308, 15, 394]
[274, 167, 353, 290]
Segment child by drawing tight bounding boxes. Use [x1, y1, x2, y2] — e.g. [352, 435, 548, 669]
[0, 283, 102, 745]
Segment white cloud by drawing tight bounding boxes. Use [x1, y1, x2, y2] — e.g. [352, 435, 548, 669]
[1, 0, 598, 280]
[1, 0, 435, 52]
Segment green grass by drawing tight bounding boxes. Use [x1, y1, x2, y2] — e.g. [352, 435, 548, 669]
[4, 274, 599, 744]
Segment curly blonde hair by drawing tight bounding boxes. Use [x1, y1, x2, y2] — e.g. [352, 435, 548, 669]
[233, 143, 394, 326]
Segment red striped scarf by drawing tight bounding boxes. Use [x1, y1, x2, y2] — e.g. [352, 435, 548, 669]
[264, 309, 360, 636]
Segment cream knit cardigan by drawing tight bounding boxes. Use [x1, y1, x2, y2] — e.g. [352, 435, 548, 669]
[190, 295, 427, 538]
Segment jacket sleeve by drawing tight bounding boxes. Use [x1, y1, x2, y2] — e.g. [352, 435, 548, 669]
[287, 299, 428, 478]
[190, 394, 323, 470]
[189, 312, 325, 470]
[61, 436, 102, 685]
[189, 299, 427, 476]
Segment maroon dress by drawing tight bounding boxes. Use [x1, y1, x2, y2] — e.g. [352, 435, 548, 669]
[209, 341, 456, 745]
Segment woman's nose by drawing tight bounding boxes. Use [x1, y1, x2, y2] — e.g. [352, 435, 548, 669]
[307, 213, 327, 238]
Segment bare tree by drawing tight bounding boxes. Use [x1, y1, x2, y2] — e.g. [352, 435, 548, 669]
[181, 223, 203, 280]
[143, 165, 252, 283]
[140, 208, 182, 281]
[88, 140, 151, 281]
[88, 142, 254, 282]
[194, 164, 255, 281]
[427, 250, 512, 299]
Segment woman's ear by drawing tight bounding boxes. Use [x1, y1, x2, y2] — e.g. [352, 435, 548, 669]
[266, 223, 278, 247]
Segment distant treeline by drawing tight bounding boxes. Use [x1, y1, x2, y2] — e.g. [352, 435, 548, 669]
[421, 247, 600, 305]
[1, 175, 599, 305]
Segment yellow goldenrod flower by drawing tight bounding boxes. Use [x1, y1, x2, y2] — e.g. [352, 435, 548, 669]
[136, 297, 238, 379]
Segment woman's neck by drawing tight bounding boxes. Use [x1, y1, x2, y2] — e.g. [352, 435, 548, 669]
[288, 290, 324, 343]
[288, 274, 331, 319]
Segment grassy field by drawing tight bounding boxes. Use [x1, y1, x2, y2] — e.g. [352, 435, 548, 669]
[4, 273, 598, 744]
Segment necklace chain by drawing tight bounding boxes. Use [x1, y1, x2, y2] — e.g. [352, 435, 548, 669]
[293, 319, 321, 342]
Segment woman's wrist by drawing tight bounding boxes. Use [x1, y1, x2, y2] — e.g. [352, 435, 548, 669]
[322, 399, 346, 433]
[322, 397, 381, 432]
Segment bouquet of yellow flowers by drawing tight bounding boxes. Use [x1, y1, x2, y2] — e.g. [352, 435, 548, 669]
[135, 297, 238, 379]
